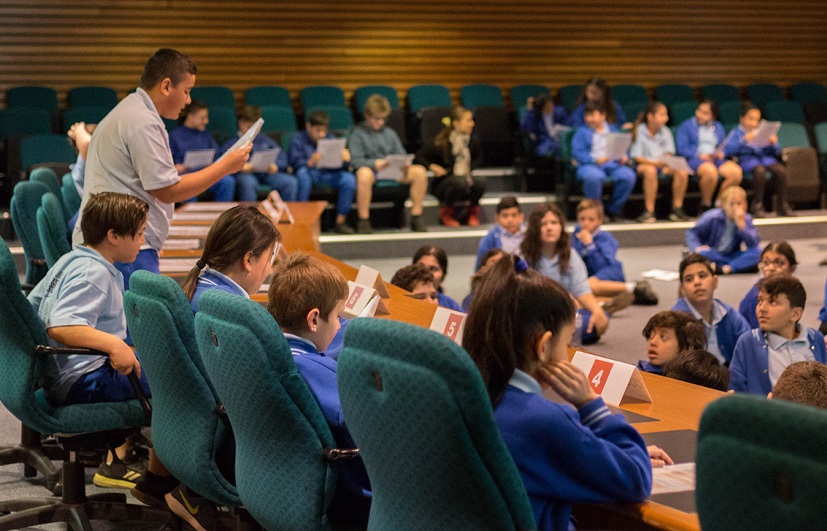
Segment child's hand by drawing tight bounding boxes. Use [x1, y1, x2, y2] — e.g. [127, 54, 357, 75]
[744, 131, 757, 142]
[308, 152, 322, 167]
[242, 162, 254, 173]
[110, 342, 141, 377]
[526, 96, 535, 110]
[576, 229, 593, 245]
[431, 164, 448, 177]
[769, 135, 778, 144]
[620, 155, 628, 164]
[342, 149, 351, 163]
[375, 159, 389, 170]
[596, 157, 608, 165]
[538, 361, 598, 409]
[223, 143, 253, 174]
[175, 163, 188, 173]
[587, 310, 609, 336]
[733, 206, 746, 228]
[713, 150, 724, 160]
[268, 163, 279, 174]
[648, 445, 674, 468]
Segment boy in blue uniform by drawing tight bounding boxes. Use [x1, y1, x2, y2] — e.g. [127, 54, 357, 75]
[266, 253, 371, 526]
[637, 311, 706, 375]
[571, 102, 636, 220]
[220, 105, 306, 202]
[662, 349, 730, 391]
[474, 196, 526, 271]
[729, 276, 827, 395]
[288, 111, 356, 234]
[28, 192, 155, 488]
[672, 254, 751, 365]
[686, 185, 761, 275]
[168, 100, 236, 202]
[519, 93, 569, 157]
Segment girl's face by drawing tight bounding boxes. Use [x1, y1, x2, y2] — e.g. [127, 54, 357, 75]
[740, 109, 761, 131]
[453, 111, 475, 135]
[648, 106, 669, 129]
[695, 103, 713, 125]
[760, 249, 795, 279]
[241, 242, 276, 296]
[539, 211, 563, 246]
[540, 322, 576, 363]
[416, 255, 444, 286]
[585, 84, 604, 103]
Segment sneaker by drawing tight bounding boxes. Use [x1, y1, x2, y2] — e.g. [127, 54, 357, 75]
[668, 207, 691, 222]
[333, 222, 355, 235]
[93, 454, 144, 489]
[131, 473, 180, 510]
[166, 484, 232, 531]
[466, 206, 481, 227]
[410, 215, 427, 232]
[438, 206, 460, 227]
[633, 280, 659, 305]
[356, 218, 373, 234]
[636, 210, 656, 223]
[601, 291, 634, 315]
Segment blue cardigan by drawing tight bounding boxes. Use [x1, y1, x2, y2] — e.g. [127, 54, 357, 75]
[519, 106, 569, 156]
[672, 297, 751, 365]
[739, 283, 761, 329]
[729, 328, 827, 395]
[168, 125, 219, 170]
[675, 117, 727, 159]
[474, 224, 526, 271]
[685, 208, 760, 254]
[723, 125, 781, 170]
[571, 227, 625, 282]
[571, 123, 624, 166]
[637, 360, 664, 375]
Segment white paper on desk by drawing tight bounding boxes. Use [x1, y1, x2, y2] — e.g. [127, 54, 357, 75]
[218, 117, 264, 160]
[317, 138, 346, 169]
[651, 463, 696, 494]
[342, 281, 390, 319]
[249, 147, 281, 173]
[660, 155, 694, 175]
[183, 149, 215, 170]
[604, 133, 632, 160]
[159, 258, 199, 273]
[355, 265, 390, 298]
[376, 154, 415, 181]
[260, 190, 294, 224]
[172, 211, 222, 222]
[641, 269, 680, 281]
[747, 120, 781, 148]
[178, 202, 238, 212]
[167, 225, 211, 238]
[161, 238, 201, 250]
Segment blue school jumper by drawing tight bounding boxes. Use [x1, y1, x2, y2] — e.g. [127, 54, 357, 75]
[168, 125, 235, 202]
[220, 132, 307, 202]
[494, 369, 651, 531]
[722, 125, 782, 173]
[566, 100, 628, 128]
[672, 297, 751, 365]
[739, 283, 761, 329]
[729, 328, 826, 395]
[674, 117, 729, 172]
[475, 223, 527, 271]
[637, 360, 664, 375]
[190, 269, 248, 313]
[685, 208, 761, 273]
[288, 130, 356, 217]
[571, 227, 625, 282]
[437, 291, 462, 311]
[820, 279, 827, 324]
[520, 106, 570, 156]
[571, 124, 636, 217]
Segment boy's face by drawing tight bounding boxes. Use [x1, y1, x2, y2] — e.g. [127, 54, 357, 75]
[237, 119, 253, 135]
[364, 112, 387, 131]
[680, 263, 718, 305]
[496, 207, 524, 234]
[157, 74, 195, 120]
[741, 109, 761, 131]
[576, 207, 602, 234]
[722, 195, 747, 220]
[185, 108, 209, 131]
[695, 103, 713, 125]
[756, 290, 802, 335]
[112, 219, 147, 264]
[584, 110, 605, 129]
[539, 210, 562, 246]
[314, 299, 346, 352]
[307, 123, 328, 143]
[410, 281, 438, 305]
[646, 327, 681, 367]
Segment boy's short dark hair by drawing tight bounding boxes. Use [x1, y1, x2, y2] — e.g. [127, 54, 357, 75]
[679, 253, 715, 280]
[761, 275, 806, 311]
[267, 253, 348, 332]
[772, 361, 827, 409]
[496, 196, 521, 214]
[740, 100, 759, 117]
[663, 349, 730, 391]
[80, 192, 149, 246]
[238, 105, 262, 123]
[307, 111, 330, 127]
[576, 198, 604, 218]
[584, 100, 606, 116]
[139, 48, 197, 90]
[179, 100, 208, 124]
[643, 311, 706, 352]
[390, 263, 435, 293]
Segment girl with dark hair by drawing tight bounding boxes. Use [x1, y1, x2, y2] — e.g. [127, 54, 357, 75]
[738, 241, 797, 328]
[519, 93, 569, 156]
[566, 76, 629, 128]
[412, 245, 462, 310]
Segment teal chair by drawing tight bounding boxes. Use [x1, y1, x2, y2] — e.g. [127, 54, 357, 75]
[0, 237, 170, 529]
[717, 100, 743, 125]
[460, 84, 505, 110]
[30, 167, 69, 222]
[611, 84, 648, 105]
[301, 85, 347, 112]
[7, 86, 58, 114]
[195, 290, 353, 530]
[11, 180, 49, 287]
[191, 86, 236, 109]
[62, 106, 112, 132]
[261, 106, 299, 148]
[306, 106, 355, 136]
[61, 172, 81, 218]
[814, 121, 827, 161]
[338, 318, 536, 531]
[0, 108, 52, 139]
[67, 85, 119, 109]
[206, 106, 238, 144]
[245, 85, 292, 108]
[746, 83, 786, 109]
[669, 101, 698, 126]
[558, 84, 582, 112]
[778, 122, 811, 149]
[19, 134, 76, 176]
[765, 101, 807, 124]
[510, 84, 550, 110]
[162, 117, 178, 133]
[407, 84, 452, 113]
[789, 82, 827, 105]
[655, 84, 696, 108]
[697, 394, 827, 531]
[36, 192, 71, 269]
[701, 83, 741, 103]
[620, 100, 648, 123]
[354, 85, 400, 113]
[124, 271, 241, 507]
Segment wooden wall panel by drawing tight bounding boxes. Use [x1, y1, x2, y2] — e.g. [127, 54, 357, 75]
[1, 0, 826, 110]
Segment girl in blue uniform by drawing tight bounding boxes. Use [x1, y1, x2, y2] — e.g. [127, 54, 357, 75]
[738, 241, 797, 329]
[463, 257, 664, 531]
[412, 245, 463, 311]
[566, 76, 630, 128]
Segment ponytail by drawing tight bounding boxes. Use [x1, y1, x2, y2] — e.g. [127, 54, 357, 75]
[631, 101, 665, 142]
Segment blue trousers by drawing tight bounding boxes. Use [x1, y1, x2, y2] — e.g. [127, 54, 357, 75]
[235, 171, 299, 202]
[64, 361, 151, 405]
[698, 246, 762, 274]
[297, 167, 356, 217]
[115, 248, 159, 290]
[576, 162, 636, 216]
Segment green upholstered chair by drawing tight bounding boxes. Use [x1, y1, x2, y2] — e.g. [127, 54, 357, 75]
[67, 85, 118, 109]
[195, 290, 348, 530]
[765, 101, 807, 124]
[305, 105, 355, 136]
[354, 85, 400, 113]
[301, 85, 348, 111]
[510, 85, 551, 110]
[7, 86, 58, 114]
[461, 84, 505, 110]
[124, 271, 240, 507]
[655, 84, 696, 108]
[0, 108, 52, 139]
[190, 85, 236, 109]
[19, 134, 77, 175]
[611, 84, 648, 105]
[789, 82, 827, 105]
[697, 394, 827, 530]
[717, 100, 743, 125]
[30, 167, 69, 222]
[777, 122, 812, 149]
[62, 106, 113, 132]
[61, 172, 81, 218]
[245, 85, 292, 108]
[338, 318, 536, 531]
[205, 106, 238, 144]
[36, 192, 71, 269]
[670, 101, 698, 126]
[261, 105, 298, 136]
[11, 180, 50, 288]
[701, 84, 741, 104]
[557, 84, 582, 112]
[407, 84, 452, 113]
[745, 83, 786, 109]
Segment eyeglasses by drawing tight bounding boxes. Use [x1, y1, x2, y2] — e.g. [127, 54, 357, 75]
[760, 259, 789, 269]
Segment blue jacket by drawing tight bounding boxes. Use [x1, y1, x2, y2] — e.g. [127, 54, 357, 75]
[168, 125, 218, 171]
[729, 328, 827, 395]
[675, 117, 727, 159]
[571, 227, 625, 282]
[520, 106, 569, 156]
[437, 291, 462, 312]
[637, 360, 664, 375]
[672, 297, 751, 365]
[287, 130, 345, 171]
[739, 283, 761, 330]
[723, 125, 780, 168]
[571, 123, 624, 166]
[566, 100, 627, 128]
[494, 387, 651, 531]
[220, 132, 288, 173]
[474, 224, 527, 271]
[685, 208, 760, 255]
[820, 279, 827, 324]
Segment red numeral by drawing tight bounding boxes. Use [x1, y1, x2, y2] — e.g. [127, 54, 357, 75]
[588, 359, 614, 394]
[443, 313, 463, 340]
[346, 286, 364, 310]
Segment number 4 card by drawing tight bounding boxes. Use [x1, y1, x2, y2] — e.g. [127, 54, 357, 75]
[570, 351, 652, 406]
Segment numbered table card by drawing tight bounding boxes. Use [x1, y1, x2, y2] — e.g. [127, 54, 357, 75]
[355, 265, 390, 298]
[430, 307, 467, 345]
[571, 351, 652, 406]
[260, 190, 294, 224]
[342, 281, 390, 319]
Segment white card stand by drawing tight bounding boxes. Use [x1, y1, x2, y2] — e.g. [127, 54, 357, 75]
[342, 281, 390, 319]
[569, 351, 653, 406]
[429, 307, 467, 345]
[355, 265, 390, 298]
[259, 190, 294, 224]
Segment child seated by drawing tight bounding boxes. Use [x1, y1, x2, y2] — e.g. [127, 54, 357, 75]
[412, 246, 463, 311]
[475, 196, 526, 271]
[672, 254, 751, 365]
[572, 199, 658, 308]
[267, 253, 371, 526]
[390, 263, 438, 305]
[729, 276, 827, 395]
[519, 93, 569, 157]
[770, 361, 827, 409]
[638, 311, 706, 375]
[571, 101, 636, 220]
[685, 185, 761, 275]
[739, 241, 797, 329]
[288, 111, 356, 234]
[662, 349, 730, 391]
[464, 249, 509, 311]
[220, 105, 305, 202]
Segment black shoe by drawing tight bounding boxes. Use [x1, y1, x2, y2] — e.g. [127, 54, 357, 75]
[356, 218, 373, 234]
[131, 472, 180, 510]
[410, 215, 427, 232]
[668, 207, 692, 222]
[333, 222, 355, 235]
[633, 281, 659, 305]
[93, 453, 144, 489]
[167, 485, 233, 531]
[636, 210, 656, 223]
[750, 204, 768, 218]
[776, 200, 795, 217]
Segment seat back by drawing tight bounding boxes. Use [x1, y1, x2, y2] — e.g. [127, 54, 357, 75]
[194, 290, 337, 530]
[701, 83, 741, 103]
[417, 106, 452, 148]
[11, 180, 49, 286]
[611, 84, 648, 105]
[804, 101, 827, 125]
[0, 108, 52, 139]
[61, 172, 81, 218]
[778, 122, 811, 149]
[717, 100, 743, 125]
[655, 84, 696, 108]
[305, 106, 354, 136]
[789, 82, 827, 105]
[472, 106, 514, 167]
[190, 86, 236, 109]
[67, 86, 119, 109]
[244, 86, 292, 108]
[621, 100, 648, 123]
[509, 85, 550, 110]
[461, 84, 505, 110]
[62, 106, 112, 132]
[746, 83, 786, 109]
[338, 318, 536, 531]
[30, 167, 68, 221]
[205, 107, 238, 144]
[301, 85, 347, 112]
[7, 86, 58, 113]
[764, 101, 806, 124]
[407, 84, 452, 113]
[814, 122, 827, 155]
[558, 84, 582, 112]
[20, 134, 77, 175]
[37, 192, 71, 269]
[354, 85, 400, 113]
[124, 271, 240, 506]
[670, 101, 698, 126]
[697, 394, 827, 531]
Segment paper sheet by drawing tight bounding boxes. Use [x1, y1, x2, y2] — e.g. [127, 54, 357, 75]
[159, 258, 200, 273]
[161, 238, 201, 250]
[747, 120, 781, 148]
[651, 463, 696, 495]
[249, 147, 281, 173]
[317, 138, 347, 169]
[376, 154, 415, 181]
[218, 117, 264, 160]
[660, 155, 694, 175]
[605, 133, 632, 160]
[642, 269, 680, 281]
[178, 202, 239, 212]
[182, 149, 215, 170]
[172, 212, 222, 222]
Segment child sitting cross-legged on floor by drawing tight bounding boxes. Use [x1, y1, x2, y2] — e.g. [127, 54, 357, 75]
[637, 311, 706, 375]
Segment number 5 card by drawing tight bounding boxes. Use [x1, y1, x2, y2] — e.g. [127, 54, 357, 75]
[429, 307, 467, 345]
[570, 351, 652, 406]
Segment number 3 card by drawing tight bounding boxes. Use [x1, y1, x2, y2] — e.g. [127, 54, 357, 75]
[571, 351, 652, 406]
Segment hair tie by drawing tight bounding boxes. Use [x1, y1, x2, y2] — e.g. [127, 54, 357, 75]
[514, 258, 529, 273]
[441, 116, 451, 127]
[196, 259, 206, 270]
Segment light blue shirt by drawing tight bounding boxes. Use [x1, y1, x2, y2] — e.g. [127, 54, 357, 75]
[535, 251, 591, 298]
[697, 123, 719, 155]
[767, 327, 816, 386]
[500, 224, 527, 255]
[629, 124, 675, 160]
[589, 123, 610, 160]
[27, 246, 125, 404]
[508, 368, 542, 395]
[685, 299, 727, 364]
[71, 154, 85, 197]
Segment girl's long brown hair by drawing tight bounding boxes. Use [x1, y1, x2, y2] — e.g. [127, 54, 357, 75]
[433, 105, 470, 162]
[520, 202, 570, 273]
